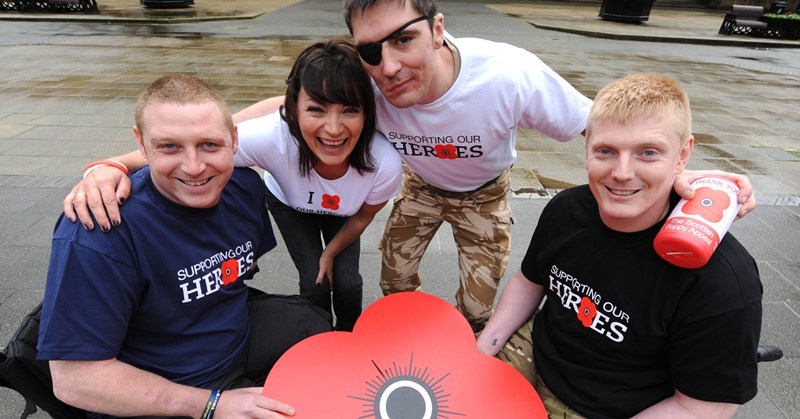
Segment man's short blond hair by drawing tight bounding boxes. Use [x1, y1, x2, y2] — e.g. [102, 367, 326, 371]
[135, 74, 233, 133]
[586, 73, 691, 142]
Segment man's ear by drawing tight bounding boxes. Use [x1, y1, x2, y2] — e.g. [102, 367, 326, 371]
[433, 13, 445, 48]
[583, 134, 591, 170]
[231, 125, 239, 155]
[676, 135, 694, 172]
[133, 125, 148, 160]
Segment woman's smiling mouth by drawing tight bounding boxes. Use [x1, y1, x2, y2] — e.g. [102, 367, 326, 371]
[318, 137, 348, 148]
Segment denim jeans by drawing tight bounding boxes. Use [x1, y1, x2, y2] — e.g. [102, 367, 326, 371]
[265, 187, 363, 331]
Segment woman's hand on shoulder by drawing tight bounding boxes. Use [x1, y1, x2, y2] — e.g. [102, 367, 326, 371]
[64, 166, 131, 231]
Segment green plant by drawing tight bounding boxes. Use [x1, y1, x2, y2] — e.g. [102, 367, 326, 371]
[764, 12, 800, 19]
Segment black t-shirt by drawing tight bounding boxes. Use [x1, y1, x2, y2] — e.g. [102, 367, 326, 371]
[522, 185, 762, 418]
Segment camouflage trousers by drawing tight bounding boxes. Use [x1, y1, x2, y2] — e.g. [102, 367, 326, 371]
[379, 165, 513, 332]
[498, 314, 586, 419]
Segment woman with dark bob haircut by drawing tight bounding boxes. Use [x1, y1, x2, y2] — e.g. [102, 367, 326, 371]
[282, 37, 378, 177]
[234, 36, 402, 331]
[66, 37, 402, 331]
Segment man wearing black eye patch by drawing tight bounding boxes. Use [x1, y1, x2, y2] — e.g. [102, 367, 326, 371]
[77, 0, 758, 334]
[332, 0, 753, 334]
[332, 0, 592, 334]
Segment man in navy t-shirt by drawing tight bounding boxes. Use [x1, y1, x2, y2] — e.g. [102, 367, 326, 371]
[38, 74, 329, 418]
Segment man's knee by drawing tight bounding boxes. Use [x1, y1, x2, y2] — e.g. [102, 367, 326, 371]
[244, 293, 333, 380]
[455, 292, 493, 332]
[380, 247, 424, 293]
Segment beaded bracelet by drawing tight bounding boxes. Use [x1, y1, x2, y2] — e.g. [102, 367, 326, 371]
[200, 388, 222, 419]
[83, 159, 129, 178]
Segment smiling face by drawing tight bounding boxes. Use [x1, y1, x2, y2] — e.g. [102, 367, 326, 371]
[350, 1, 447, 108]
[134, 101, 237, 208]
[296, 88, 364, 179]
[586, 113, 693, 232]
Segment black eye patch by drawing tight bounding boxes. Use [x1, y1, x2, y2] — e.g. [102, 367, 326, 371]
[356, 14, 432, 66]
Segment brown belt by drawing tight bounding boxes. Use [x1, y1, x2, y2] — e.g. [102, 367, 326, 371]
[425, 174, 501, 198]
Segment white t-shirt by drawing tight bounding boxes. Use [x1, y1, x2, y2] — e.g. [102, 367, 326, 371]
[234, 112, 402, 217]
[374, 34, 592, 192]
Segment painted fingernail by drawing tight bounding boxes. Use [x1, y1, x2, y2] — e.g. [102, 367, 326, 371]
[83, 223, 93, 230]
[118, 197, 126, 205]
[112, 219, 121, 227]
[101, 224, 110, 232]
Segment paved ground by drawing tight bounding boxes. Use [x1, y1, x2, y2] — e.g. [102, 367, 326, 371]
[0, 0, 798, 417]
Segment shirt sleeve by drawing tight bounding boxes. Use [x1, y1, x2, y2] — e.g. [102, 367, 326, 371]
[234, 112, 287, 171]
[38, 234, 141, 361]
[667, 302, 761, 403]
[364, 134, 402, 205]
[517, 52, 592, 142]
[667, 255, 762, 404]
[520, 193, 561, 284]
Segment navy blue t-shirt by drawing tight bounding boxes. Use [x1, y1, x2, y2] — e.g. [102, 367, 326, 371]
[39, 167, 276, 388]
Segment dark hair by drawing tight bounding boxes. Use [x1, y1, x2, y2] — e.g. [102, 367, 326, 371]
[343, 0, 438, 34]
[282, 36, 377, 176]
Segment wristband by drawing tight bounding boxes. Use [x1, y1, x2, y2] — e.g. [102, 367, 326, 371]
[83, 159, 129, 178]
[200, 388, 222, 419]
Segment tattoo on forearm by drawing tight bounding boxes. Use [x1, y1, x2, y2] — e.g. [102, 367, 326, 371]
[491, 338, 498, 346]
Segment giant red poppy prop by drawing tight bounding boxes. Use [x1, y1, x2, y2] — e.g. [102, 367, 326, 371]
[263, 292, 546, 418]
